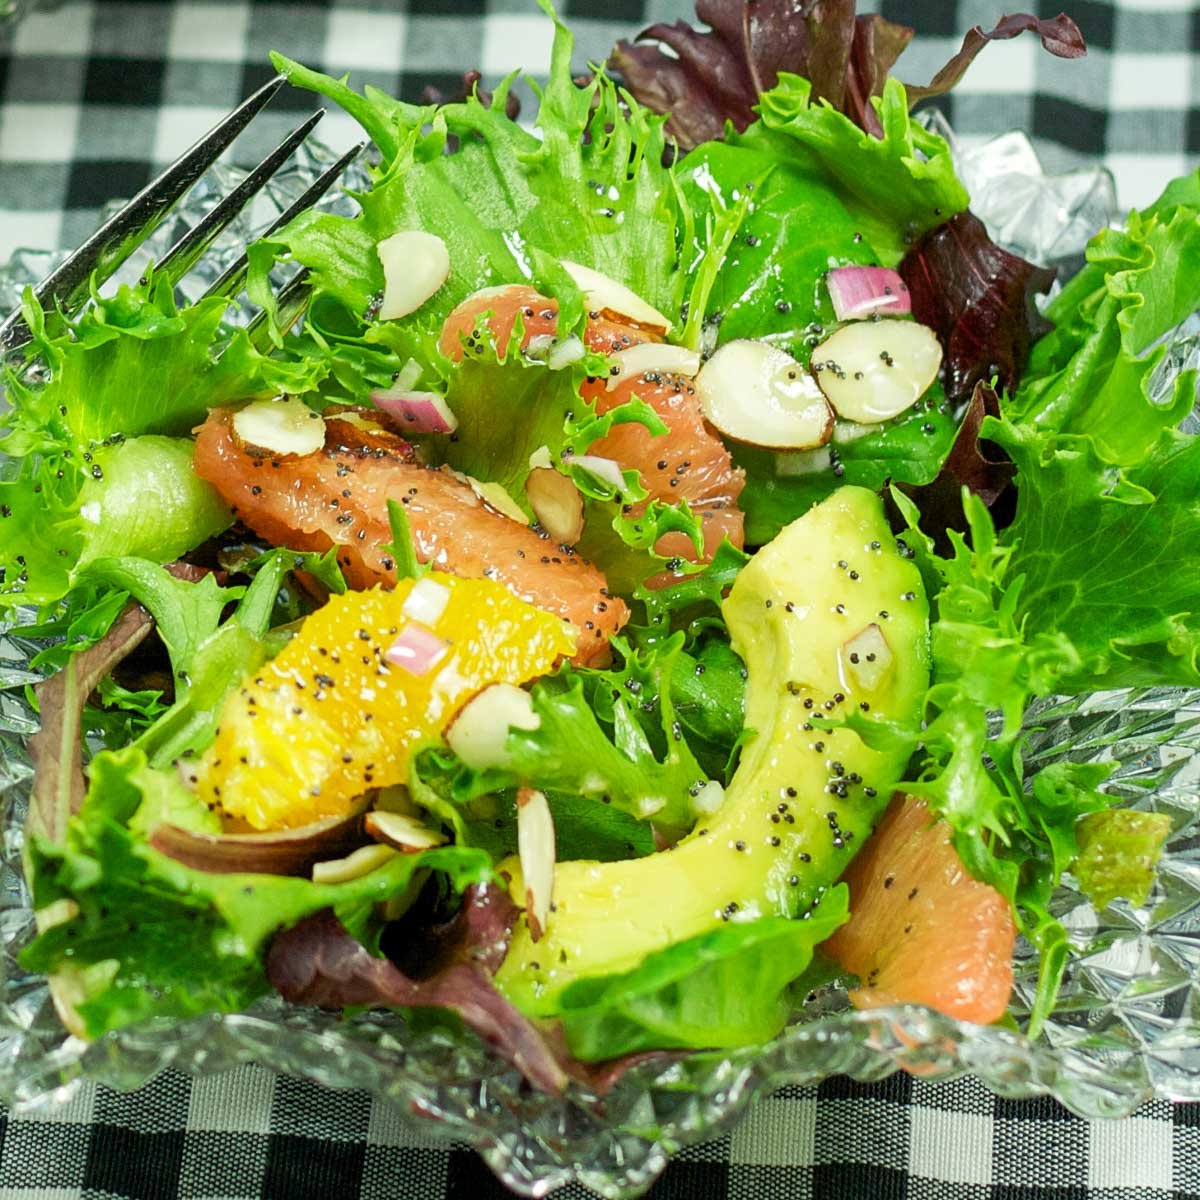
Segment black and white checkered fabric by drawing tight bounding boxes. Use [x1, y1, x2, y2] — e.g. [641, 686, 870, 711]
[0, 1067, 1195, 1199]
[0, 0, 1197, 262]
[1, 0, 1198, 1195]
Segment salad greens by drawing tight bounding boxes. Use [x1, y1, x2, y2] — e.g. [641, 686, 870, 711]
[4, 0, 1199, 1095]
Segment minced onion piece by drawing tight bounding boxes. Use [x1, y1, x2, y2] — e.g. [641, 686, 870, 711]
[827, 266, 911, 321]
[232, 396, 326, 458]
[401, 577, 451, 625]
[385, 623, 449, 675]
[517, 787, 556, 942]
[525, 333, 557, 359]
[812, 319, 943, 424]
[525, 467, 584, 545]
[376, 230, 451, 320]
[446, 683, 541, 770]
[547, 335, 585, 370]
[365, 810, 447, 852]
[369, 388, 458, 435]
[562, 454, 626, 493]
[606, 342, 701, 391]
[691, 779, 726, 816]
[695, 340, 833, 449]
[841, 624, 894, 693]
[560, 261, 673, 334]
[528, 444, 553, 470]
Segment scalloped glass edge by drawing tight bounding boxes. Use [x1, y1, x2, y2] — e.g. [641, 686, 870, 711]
[3, 132, 1200, 1199]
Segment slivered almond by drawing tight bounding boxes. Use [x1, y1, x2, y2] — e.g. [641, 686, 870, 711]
[517, 787, 556, 942]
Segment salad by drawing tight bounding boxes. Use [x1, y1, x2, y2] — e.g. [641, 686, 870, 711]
[2, 0, 1199, 1097]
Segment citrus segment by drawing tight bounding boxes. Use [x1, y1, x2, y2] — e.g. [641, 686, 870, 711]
[825, 795, 1016, 1025]
[195, 575, 576, 832]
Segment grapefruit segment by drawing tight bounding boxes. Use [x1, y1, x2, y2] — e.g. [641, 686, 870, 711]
[825, 795, 1016, 1025]
[193, 408, 627, 663]
[439, 285, 745, 564]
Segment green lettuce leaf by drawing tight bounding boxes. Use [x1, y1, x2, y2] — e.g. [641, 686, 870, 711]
[0, 273, 325, 608]
[410, 749, 655, 864]
[733, 383, 958, 545]
[1006, 202, 1200, 466]
[414, 635, 712, 839]
[989, 181, 1200, 690]
[559, 885, 848, 1059]
[754, 76, 969, 266]
[261, 1, 685, 330]
[22, 744, 492, 1036]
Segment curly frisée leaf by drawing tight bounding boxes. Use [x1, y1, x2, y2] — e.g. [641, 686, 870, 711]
[21, 745, 493, 1038]
[756, 76, 968, 261]
[263, 1, 688, 331]
[559, 887, 849, 1059]
[0, 275, 322, 608]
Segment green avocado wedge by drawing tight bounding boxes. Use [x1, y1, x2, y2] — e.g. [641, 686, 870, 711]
[494, 486, 930, 1018]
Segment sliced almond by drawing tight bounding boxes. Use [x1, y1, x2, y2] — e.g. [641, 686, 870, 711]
[365, 810, 446, 853]
[446, 683, 540, 771]
[525, 467, 584, 545]
[377, 230, 451, 321]
[517, 787, 556, 942]
[312, 843, 398, 885]
[561, 261, 673, 334]
[812, 319, 942, 424]
[841, 624, 894, 693]
[232, 396, 326, 458]
[469, 478, 529, 524]
[606, 342, 701, 391]
[695, 340, 833, 450]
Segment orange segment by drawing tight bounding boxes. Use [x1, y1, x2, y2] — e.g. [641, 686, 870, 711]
[825, 795, 1016, 1025]
[195, 574, 576, 831]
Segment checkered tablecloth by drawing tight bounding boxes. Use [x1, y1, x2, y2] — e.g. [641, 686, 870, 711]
[1, 0, 1199, 1197]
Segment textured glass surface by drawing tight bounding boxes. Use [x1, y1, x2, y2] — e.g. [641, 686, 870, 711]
[2, 132, 1199, 1199]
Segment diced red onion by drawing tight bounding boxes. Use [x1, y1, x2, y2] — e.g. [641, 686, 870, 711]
[827, 266, 911, 321]
[369, 388, 458, 435]
[401, 577, 451, 625]
[385, 623, 449, 675]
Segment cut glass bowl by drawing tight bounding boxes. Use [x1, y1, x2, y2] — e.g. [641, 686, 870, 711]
[2, 128, 1200, 1199]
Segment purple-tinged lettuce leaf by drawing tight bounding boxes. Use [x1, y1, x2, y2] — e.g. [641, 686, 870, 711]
[611, 1, 1084, 148]
[894, 382, 1015, 543]
[26, 603, 153, 845]
[267, 888, 569, 1094]
[900, 211, 1055, 408]
[905, 13, 1085, 106]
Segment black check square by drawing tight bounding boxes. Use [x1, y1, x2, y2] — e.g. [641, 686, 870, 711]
[1032, 93, 1107, 155]
[82, 55, 166, 107]
[66, 158, 153, 209]
[880, 0, 960, 39]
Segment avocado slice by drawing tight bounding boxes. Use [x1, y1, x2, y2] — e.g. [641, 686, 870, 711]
[495, 485, 930, 1017]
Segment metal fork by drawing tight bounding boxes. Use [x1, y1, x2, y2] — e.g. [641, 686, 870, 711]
[0, 75, 364, 356]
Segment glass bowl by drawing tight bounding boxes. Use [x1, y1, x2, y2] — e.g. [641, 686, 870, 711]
[3, 129, 1200, 1200]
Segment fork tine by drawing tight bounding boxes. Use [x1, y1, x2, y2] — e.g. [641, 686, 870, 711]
[202, 140, 366, 302]
[0, 75, 287, 354]
[154, 110, 326, 288]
